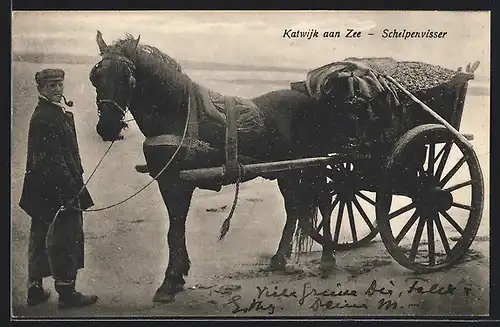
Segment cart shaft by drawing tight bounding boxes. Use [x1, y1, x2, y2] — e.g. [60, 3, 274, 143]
[385, 75, 472, 146]
[179, 154, 363, 181]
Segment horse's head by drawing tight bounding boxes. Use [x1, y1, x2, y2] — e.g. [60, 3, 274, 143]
[90, 30, 140, 141]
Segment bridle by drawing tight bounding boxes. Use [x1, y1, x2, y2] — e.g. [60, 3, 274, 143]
[62, 51, 241, 242]
[93, 53, 136, 118]
[55, 55, 193, 216]
[97, 99, 129, 117]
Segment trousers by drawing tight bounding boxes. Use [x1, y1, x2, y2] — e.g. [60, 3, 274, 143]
[28, 209, 84, 282]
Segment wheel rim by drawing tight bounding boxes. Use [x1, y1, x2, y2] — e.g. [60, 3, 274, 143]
[377, 125, 484, 272]
[317, 161, 379, 250]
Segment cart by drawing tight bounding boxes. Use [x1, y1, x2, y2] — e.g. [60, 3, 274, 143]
[177, 61, 484, 274]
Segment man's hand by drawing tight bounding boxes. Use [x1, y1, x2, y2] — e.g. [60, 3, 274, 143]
[60, 199, 75, 212]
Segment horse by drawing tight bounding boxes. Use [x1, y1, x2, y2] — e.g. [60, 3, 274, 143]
[89, 31, 339, 303]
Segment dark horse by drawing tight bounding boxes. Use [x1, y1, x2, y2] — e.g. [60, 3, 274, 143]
[90, 31, 338, 303]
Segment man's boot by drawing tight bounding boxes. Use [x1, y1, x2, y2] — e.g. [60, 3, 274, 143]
[135, 164, 149, 173]
[55, 280, 98, 309]
[27, 279, 51, 306]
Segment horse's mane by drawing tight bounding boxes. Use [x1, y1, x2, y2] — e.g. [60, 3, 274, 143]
[103, 34, 191, 133]
[107, 34, 183, 75]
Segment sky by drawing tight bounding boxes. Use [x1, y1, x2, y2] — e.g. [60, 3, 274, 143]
[11, 11, 490, 77]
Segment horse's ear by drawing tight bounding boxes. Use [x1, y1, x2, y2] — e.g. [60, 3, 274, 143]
[96, 30, 108, 54]
[129, 35, 140, 52]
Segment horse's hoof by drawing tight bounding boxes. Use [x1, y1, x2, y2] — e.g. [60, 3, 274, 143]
[153, 292, 175, 303]
[269, 255, 287, 271]
[165, 284, 185, 295]
[152, 283, 184, 303]
[320, 256, 337, 272]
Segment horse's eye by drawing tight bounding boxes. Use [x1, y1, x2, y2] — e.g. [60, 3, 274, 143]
[90, 65, 102, 86]
[90, 73, 100, 87]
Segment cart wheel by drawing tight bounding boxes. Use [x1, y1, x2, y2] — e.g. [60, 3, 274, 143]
[376, 124, 484, 273]
[316, 161, 379, 250]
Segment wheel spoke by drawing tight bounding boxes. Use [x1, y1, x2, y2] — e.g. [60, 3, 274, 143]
[346, 201, 358, 243]
[333, 201, 345, 244]
[389, 202, 417, 220]
[440, 211, 464, 235]
[352, 196, 375, 231]
[434, 145, 446, 163]
[452, 202, 472, 211]
[427, 143, 435, 175]
[439, 156, 467, 188]
[427, 216, 436, 266]
[315, 220, 324, 233]
[444, 180, 473, 192]
[356, 192, 376, 206]
[435, 142, 453, 180]
[317, 196, 340, 233]
[321, 196, 340, 220]
[434, 213, 451, 256]
[409, 216, 426, 261]
[395, 210, 420, 245]
[331, 195, 340, 209]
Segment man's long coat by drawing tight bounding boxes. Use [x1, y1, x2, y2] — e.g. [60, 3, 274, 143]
[19, 97, 94, 220]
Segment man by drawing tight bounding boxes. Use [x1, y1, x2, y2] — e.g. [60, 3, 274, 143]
[19, 68, 98, 308]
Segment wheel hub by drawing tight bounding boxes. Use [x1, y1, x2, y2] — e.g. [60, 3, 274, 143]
[327, 163, 358, 198]
[418, 185, 453, 212]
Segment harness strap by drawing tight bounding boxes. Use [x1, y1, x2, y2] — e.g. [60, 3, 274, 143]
[224, 96, 240, 183]
[194, 83, 227, 125]
[100, 53, 136, 71]
[144, 134, 211, 149]
[186, 83, 199, 139]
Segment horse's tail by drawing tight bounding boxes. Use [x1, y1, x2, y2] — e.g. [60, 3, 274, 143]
[290, 169, 325, 259]
[291, 206, 319, 259]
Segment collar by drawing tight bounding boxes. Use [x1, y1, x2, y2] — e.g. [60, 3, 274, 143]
[38, 94, 70, 113]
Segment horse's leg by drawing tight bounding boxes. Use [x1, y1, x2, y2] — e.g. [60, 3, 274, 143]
[269, 175, 300, 271]
[153, 177, 195, 303]
[279, 171, 336, 273]
[310, 172, 336, 273]
[319, 209, 336, 273]
[298, 192, 336, 274]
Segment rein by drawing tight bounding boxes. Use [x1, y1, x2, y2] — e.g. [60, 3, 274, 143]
[50, 85, 192, 222]
[95, 54, 135, 119]
[52, 51, 241, 242]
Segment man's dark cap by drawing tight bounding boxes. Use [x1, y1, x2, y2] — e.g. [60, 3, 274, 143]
[35, 68, 65, 85]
